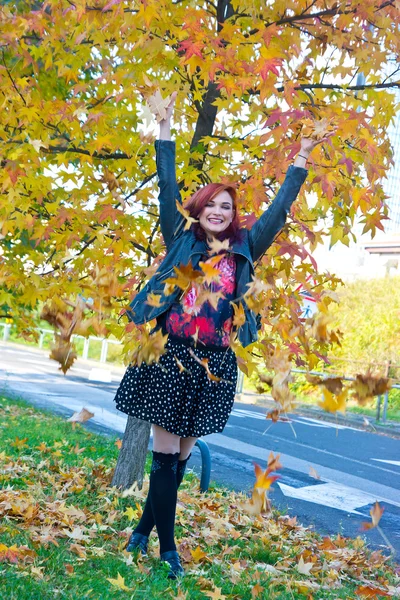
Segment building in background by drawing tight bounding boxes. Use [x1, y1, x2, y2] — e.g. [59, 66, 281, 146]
[383, 89, 400, 233]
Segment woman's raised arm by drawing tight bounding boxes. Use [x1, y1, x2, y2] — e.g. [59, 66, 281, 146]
[154, 92, 184, 249]
[249, 135, 333, 262]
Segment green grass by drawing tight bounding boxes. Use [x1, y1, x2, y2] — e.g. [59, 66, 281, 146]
[0, 396, 397, 600]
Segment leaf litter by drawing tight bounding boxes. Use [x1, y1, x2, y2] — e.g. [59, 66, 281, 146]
[0, 397, 399, 599]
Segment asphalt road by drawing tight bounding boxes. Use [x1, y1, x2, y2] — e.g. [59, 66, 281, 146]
[1, 342, 400, 559]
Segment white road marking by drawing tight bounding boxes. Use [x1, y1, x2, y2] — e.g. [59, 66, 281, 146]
[231, 408, 266, 420]
[232, 408, 361, 432]
[371, 459, 400, 467]
[206, 433, 400, 507]
[293, 416, 361, 432]
[277, 481, 384, 515]
[88, 368, 112, 383]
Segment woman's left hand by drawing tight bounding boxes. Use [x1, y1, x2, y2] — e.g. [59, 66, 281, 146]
[300, 131, 335, 157]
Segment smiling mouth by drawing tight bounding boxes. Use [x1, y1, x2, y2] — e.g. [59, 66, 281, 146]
[208, 218, 223, 224]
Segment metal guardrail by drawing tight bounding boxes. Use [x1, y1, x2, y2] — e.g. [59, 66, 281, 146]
[0, 323, 121, 364]
[292, 368, 400, 424]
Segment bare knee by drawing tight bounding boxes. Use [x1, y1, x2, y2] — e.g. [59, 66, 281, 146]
[179, 436, 198, 460]
[152, 425, 180, 454]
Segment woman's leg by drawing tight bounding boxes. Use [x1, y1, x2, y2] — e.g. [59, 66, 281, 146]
[145, 425, 180, 555]
[131, 432, 197, 544]
[179, 436, 198, 461]
[133, 425, 179, 539]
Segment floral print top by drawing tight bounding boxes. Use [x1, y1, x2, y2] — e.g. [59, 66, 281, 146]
[165, 252, 236, 347]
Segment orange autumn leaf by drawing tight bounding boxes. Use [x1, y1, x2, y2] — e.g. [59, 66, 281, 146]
[145, 293, 164, 308]
[267, 451, 283, 472]
[361, 501, 384, 531]
[10, 437, 29, 449]
[301, 116, 337, 140]
[230, 302, 246, 328]
[176, 200, 199, 231]
[254, 462, 281, 490]
[355, 585, 391, 598]
[190, 546, 207, 562]
[165, 263, 203, 292]
[318, 388, 347, 414]
[68, 408, 94, 423]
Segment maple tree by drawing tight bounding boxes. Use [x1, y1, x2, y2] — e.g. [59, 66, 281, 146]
[1, 0, 400, 486]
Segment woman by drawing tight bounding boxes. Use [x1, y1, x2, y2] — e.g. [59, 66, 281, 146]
[114, 92, 328, 579]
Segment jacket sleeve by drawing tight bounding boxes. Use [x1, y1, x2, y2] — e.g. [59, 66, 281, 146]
[248, 165, 308, 262]
[154, 139, 184, 250]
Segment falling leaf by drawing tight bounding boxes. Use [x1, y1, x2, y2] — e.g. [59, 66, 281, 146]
[207, 238, 230, 254]
[362, 502, 384, 530]
[130, 328, 169, 367]
[176, 201, 198, 230]
[145, 293, 163, 308]
[230, 302, 246, 328]
[68, 408, 94, 423]
[318, 388, 347, 413]
[188, 348, 227, 383]
[254, 463, 280, 490]
[309, 466, 321, 480]
[165, 262, 203, 292]
[352, 373, 392, 406]
[199, 259, 222, 285]
[115, 439, 122, 449]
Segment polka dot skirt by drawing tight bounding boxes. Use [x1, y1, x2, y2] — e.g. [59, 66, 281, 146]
[114, 337, 238, 438]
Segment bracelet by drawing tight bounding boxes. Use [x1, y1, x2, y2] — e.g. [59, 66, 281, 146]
[298, 154, 309, 160]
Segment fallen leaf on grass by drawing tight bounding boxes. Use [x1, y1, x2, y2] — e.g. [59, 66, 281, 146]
[203, 587, 226, 600]
[124, 506, 138, 521]
[190, 546, 207, 562]
[251, 583, 265, 598]
[106, 572, 132, 592]
[0, 543, 36, 564]
[297, 555, 314, 575]
[10, 436, 29, 449]
[30, 566, 45, 579]
[355, 584, 391, 598]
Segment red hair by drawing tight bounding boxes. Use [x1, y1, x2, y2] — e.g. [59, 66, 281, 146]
[184, 183, 242, 243]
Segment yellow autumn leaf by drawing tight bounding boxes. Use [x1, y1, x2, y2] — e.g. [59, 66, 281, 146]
[106, 572, 132, 591]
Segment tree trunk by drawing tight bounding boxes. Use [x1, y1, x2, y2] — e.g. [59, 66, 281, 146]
[112, 416, 151, 490]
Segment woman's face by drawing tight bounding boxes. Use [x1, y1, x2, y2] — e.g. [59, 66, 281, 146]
[198, 191, 234, 239]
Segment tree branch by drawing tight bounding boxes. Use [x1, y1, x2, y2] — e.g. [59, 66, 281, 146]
[1, 50, 26, 106]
